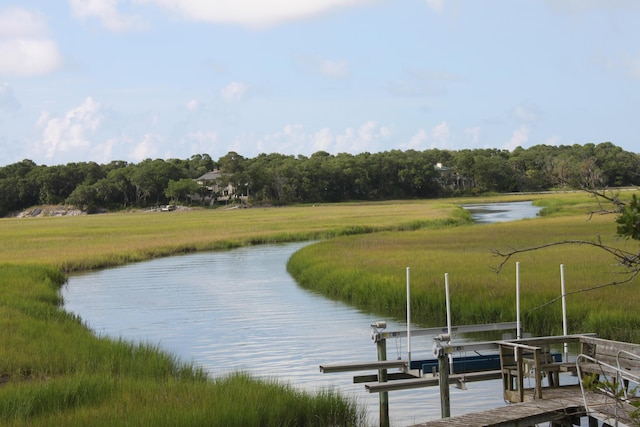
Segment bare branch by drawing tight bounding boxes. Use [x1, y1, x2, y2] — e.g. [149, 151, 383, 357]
[493, 237, 639, 315]
[528, 269, 640, 312]
[493, 187, 640, 319]
[582, 187, 625, 218]
[491, 239, 638, 274]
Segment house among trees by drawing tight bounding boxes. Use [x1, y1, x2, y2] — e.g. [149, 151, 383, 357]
[435, 162, 469, 190]
[192, 169, 244, 205]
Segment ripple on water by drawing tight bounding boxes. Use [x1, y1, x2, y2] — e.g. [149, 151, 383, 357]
[65, 202, 541, 427]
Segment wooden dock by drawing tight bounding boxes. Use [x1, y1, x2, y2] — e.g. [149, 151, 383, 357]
[321, 328, 640, 427]
[411, 386, 636, 427]
[410, 335, 640, 427]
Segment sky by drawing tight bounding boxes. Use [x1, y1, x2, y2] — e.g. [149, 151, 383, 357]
[0, 0, 639, 167]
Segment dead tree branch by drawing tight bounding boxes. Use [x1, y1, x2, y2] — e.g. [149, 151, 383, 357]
[492, 239, 639, 274]
[527, 269, 639, 312]
[492, 239, 639, 311]
[582, 187, 626, 219]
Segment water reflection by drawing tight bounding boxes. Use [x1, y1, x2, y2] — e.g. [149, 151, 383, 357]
[463, 200, 542, 224]
[63, 202, 540, 426]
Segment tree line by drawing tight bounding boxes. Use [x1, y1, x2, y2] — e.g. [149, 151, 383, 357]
[0, 142, 638, 216]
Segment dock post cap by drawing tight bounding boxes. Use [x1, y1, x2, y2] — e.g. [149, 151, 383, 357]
[433, 333, 451, 357]
[370, 321, 387, 342]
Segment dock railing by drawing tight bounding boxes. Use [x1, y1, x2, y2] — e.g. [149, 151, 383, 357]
[575, 338, 640, 426]
[497, 334, 590, 402]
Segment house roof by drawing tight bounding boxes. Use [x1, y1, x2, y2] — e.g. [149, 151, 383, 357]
[196, 170, 221, 181]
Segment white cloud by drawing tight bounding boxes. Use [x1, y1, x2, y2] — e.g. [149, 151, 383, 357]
[186, 99, 200, 112]
[255, 124, 305, 154]
[431, 121, 451, 146]
[254, 121, 392, 156]
[334, 121, 391, 152]
[0, 7, 63, 76]
[69, 0, 145, 32]
[69, 0, 376, 30]
[220, 81, 250, 103]
[131, 133, 160, 161]
[0, 82, 20, 112]
[184, 131, 217, 144]
[0, 7, 48, 37]
[180, 130, 218, 155]
[312, 128, 334, 152]
[136, 0, 373, 29]
[93, 137, 118, 163]
[29, 98, 170, 164]
[412, 123, 456, 150]
[36, 97, 105, 159]
[404, 129, 428, 150]
[504, 125, 530, 151]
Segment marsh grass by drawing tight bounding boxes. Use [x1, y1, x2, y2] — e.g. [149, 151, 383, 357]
[1, 193, 637, 424]
[0, 200, 465, 271]
[0, 198, 475, 425]
[0, 373, 368, 427]
[0, 264, 367, 426]
[288, 194, 640, 342]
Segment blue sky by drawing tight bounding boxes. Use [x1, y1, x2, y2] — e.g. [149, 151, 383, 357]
[1, 0, 639, 167]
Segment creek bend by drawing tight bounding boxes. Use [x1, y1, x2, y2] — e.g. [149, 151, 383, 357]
[62, 201, 541, 426]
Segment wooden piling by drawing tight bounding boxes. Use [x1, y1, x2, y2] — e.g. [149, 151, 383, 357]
[438, 351, 451, 418]
[377, 338, 389, 427]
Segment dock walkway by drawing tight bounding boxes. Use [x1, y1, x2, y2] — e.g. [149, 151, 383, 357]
[412, 387, 636, 427]
[321, 328, 640, 427]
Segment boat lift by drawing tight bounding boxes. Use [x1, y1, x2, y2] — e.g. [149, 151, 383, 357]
[320, 263, 576, 427]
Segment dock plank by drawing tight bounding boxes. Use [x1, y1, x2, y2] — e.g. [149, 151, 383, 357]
[411, 387, 634, 427]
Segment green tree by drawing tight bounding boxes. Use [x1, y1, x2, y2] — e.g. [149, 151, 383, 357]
[617, 194, 640, 241]
[129, 159, 184, 206]
[94, 167, 135, 208]
[165, 178, 199, 204]
[187, 154, 215, 178]
[66, 184, 98, 213]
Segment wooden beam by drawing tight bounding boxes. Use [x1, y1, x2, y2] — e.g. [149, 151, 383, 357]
[319, 359, 408, 373]
[365, 370, 503, 393]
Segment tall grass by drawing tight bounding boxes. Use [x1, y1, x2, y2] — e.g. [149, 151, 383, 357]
[0, 374, 368, 427]
[0, 264, 367, 426]
[288, 197, 640, 342]
[0, 200, 466, 271]
[1, 192, 637, 424]
[0, 198, 478, 425]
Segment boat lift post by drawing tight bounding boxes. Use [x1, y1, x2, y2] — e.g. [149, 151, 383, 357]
[516, 262, 521, 340]
[406, 267, 411, 366]
[445, 273, 454, 374]
[560, 264, 569, 361]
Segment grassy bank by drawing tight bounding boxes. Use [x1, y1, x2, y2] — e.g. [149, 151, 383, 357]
[0, 200, 467, 271]
[287, 192, 640, 342]
[0, 264, 366, 426]
[0, 199, 473, 426]
[2, 192, 637, 425]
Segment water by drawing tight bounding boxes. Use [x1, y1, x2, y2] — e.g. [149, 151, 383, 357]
[463, 200, 542, 224]
[62, 202, 541, 426]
